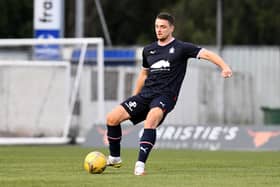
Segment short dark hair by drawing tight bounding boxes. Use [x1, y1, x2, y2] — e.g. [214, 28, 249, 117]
[156, 12, 175, 26]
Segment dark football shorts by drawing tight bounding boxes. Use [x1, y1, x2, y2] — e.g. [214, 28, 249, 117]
[121, 94, 176, 126]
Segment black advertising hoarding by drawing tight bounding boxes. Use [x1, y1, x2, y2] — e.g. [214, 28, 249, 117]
[84, 125, 280, 151]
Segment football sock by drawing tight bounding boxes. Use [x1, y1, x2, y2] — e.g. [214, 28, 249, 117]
[137, 128, 156, 163]
[107, 124, 122, 157]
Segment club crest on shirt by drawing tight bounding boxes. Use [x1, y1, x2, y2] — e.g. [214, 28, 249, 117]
[169, 47, 175, 54]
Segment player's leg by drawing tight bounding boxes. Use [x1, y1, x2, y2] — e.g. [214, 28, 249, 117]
[134, 107, 163, 175]
[106, 105, 130, 168]
[135, 95, 176, 175]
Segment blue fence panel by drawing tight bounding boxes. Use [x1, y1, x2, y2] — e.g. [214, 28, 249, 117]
[72, 48, 136, 66]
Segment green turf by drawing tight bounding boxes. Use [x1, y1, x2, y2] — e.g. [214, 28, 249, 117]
[0, 146, 279, 187]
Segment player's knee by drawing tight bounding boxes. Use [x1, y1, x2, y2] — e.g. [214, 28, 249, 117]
[106, 113, 119, 126]
[107, 105, 130, 126]
[144, 108, 164, 128]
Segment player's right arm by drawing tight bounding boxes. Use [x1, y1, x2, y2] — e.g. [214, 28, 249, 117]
[132, 68, 149, 95]
[198, 48, 232, 78]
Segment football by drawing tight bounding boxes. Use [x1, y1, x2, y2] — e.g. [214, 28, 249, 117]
[84, 151, 107, 174]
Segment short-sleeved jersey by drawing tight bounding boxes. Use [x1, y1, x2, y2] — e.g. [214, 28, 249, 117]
[140, 39, 201, 98]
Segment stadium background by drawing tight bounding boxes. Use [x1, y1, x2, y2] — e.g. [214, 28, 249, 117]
[0, 1, 280, 186]
[0, 0, 280, 149]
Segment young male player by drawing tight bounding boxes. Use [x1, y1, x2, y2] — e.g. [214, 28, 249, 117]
[105, 12, 232, 175]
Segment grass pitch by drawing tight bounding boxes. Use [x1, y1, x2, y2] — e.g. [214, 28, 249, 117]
[0, 146, 279, 187]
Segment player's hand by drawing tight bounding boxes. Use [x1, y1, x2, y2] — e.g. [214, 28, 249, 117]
[221, 66, 232, 78]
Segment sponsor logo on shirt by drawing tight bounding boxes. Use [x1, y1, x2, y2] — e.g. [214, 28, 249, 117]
[150, 60, 170, 72]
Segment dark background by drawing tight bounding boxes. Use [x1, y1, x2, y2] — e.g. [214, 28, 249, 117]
[0, 0, 279, 46]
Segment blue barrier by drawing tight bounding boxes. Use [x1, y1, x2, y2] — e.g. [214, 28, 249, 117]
[71, 48, 136, 66]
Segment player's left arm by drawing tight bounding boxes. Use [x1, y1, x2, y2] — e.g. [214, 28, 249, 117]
[198, 48, 233, 78]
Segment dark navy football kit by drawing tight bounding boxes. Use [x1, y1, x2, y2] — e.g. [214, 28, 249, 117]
[121, 39, 202, 125]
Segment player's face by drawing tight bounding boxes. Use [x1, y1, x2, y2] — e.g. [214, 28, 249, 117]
[155, 18, 174, 41]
